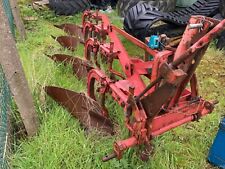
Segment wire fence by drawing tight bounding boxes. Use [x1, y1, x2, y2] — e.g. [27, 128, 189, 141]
[0, 67, 11, 169]
[1, 0, 14, 168]
[2, 0, 15, 36]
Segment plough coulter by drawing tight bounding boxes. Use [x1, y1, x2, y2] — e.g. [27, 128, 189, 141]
[45, 10, 225, 161]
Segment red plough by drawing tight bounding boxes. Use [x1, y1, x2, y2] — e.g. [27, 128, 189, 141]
[45, 11, 225, 161]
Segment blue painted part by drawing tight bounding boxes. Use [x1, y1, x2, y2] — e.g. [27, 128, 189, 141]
[208, 118, 225, 169]
[148, 35, 160, 49]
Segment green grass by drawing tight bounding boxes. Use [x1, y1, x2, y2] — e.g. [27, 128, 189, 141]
[10, 2, 225, 169]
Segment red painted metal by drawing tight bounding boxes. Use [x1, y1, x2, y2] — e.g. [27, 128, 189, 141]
[81, 12, 224, 161]
[47, 10, 225, 161]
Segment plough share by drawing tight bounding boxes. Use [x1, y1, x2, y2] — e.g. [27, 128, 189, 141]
[45, 10, 225, 161]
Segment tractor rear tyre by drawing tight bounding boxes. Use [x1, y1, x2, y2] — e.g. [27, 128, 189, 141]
[216, 0, 225, 49]
[123, 2, 161, 41]
[117, 0, 176, 17]
[49, 0, 91, 16]
[216, 31, 225, 50]
[220, 0, 225, 18]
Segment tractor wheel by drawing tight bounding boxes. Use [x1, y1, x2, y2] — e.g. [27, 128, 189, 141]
[49, 0, 91, 16]
[117, 0, 176, 17]
[216, 0, 225, 49]
[117, 0, 140, 17]
[220, 0, 225, 18]
[123, 2, 161, 41]
[216, 31, 225, 50]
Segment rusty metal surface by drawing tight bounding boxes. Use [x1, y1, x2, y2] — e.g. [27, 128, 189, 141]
[45, 86, 114, 134]
[51, 35, 78, 51]
[54, 24, 80, 36]
[54, 24, 84, 42]
[47, 54, 92, 80]
[141, 83, 177, 119]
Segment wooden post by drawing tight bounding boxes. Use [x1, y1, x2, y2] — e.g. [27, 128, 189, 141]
[0, 2, 39, 136]
[9, 0, 26, 40]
